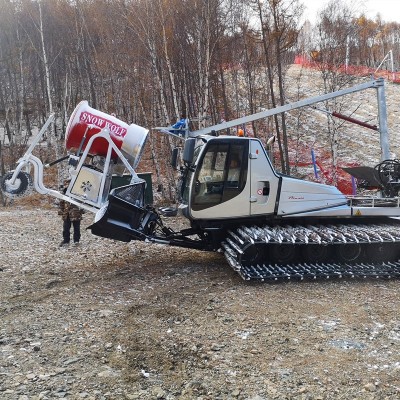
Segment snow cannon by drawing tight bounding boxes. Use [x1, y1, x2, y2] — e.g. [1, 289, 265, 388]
[65, 101, 148, 168]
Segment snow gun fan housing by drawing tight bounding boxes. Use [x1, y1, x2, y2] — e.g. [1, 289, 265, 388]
[65, 101, 148, 168]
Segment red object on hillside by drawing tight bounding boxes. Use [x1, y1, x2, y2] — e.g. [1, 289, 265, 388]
[294, 55, 400, 83]
[285, 140, 359, 195]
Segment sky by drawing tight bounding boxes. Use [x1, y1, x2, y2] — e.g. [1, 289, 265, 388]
[304, 0, 400, 24]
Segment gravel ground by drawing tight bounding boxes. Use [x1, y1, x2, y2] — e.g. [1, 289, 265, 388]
[1, 207, 400, 399]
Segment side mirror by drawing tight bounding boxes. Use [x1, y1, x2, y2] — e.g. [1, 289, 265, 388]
[171, 147, 179, 169]
[266, 136, 275, 146]
[182, 138, 195, 164]
[266, 136, 275, 166]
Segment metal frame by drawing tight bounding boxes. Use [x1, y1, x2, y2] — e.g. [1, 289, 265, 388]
[65, 129, 138, 209]
[6, 116, 140, 214]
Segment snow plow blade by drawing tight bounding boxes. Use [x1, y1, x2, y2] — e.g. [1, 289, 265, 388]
[88, 181, 158, 242]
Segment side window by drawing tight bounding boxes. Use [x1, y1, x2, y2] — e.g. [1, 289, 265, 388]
[191, 141, 248, 211]
[198, 150, 226, 184]
[226, 145, 244, 188]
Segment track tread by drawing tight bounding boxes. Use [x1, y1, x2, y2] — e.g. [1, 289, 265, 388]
[223, 222, 400, 281]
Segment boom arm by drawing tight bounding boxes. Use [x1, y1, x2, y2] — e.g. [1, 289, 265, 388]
[191, 78, 390, 160]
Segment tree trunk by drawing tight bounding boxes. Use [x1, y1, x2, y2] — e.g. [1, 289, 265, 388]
[257, 2, 286, 173]
[38, 0, 54, 145]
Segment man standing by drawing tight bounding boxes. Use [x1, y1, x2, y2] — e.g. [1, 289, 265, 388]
[59, 181, 83, 246]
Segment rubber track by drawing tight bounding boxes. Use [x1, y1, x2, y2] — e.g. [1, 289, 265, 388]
[235, 261, 400, 281]
[222, 223, 400, 281]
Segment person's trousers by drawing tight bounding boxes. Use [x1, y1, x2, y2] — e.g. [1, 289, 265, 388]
[63, 219, 81, 243]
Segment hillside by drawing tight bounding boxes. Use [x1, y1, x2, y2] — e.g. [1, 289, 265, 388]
[284, 65, 400, 180]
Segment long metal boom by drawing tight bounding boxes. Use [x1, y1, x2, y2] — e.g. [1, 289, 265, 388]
[191, 77, 389, 160]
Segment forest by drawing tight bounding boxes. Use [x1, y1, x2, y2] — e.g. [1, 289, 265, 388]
[1, 0, 400, 201]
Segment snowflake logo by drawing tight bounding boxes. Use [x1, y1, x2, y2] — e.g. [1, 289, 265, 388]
[80, 180, 93, 192]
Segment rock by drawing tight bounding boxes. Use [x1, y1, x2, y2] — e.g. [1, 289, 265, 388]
[97, 367, 120, 378]
[63, 357, 82, 366]
[140, 369, 150, 378]
[152, 386, 166, 399]
[124, 395, 138, 400]
[105, 342, 113, 350]
[98, 309, 113, 318]
[364, 383, 376, 392]
[211, 343, 224, 351]
[232, 389, 241, 397]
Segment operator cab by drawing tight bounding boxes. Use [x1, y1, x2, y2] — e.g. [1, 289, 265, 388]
[181, 136, 253, 220]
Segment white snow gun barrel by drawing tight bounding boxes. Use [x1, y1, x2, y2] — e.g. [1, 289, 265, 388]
[65, 101, 148, 169]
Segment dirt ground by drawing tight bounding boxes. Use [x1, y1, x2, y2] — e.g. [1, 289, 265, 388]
[0, 207, 400, 400]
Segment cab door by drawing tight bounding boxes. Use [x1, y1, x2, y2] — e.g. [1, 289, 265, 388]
[249, 139, 279, 216]
[189, 138, 251, 220]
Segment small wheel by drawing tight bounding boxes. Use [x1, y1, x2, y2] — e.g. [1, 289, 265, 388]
[302, 244, 330, 263]
[337, 244, 362, 262]
[0, 171, 32, 198]
[366, 243, 399, 263]
[240, 244, 266, 266]
[270, 244, 297, 264]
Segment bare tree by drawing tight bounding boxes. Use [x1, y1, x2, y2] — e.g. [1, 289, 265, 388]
[255, 0, 303, 174]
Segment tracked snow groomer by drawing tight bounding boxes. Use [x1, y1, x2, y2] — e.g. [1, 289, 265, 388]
[3, 78, 400, 281]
